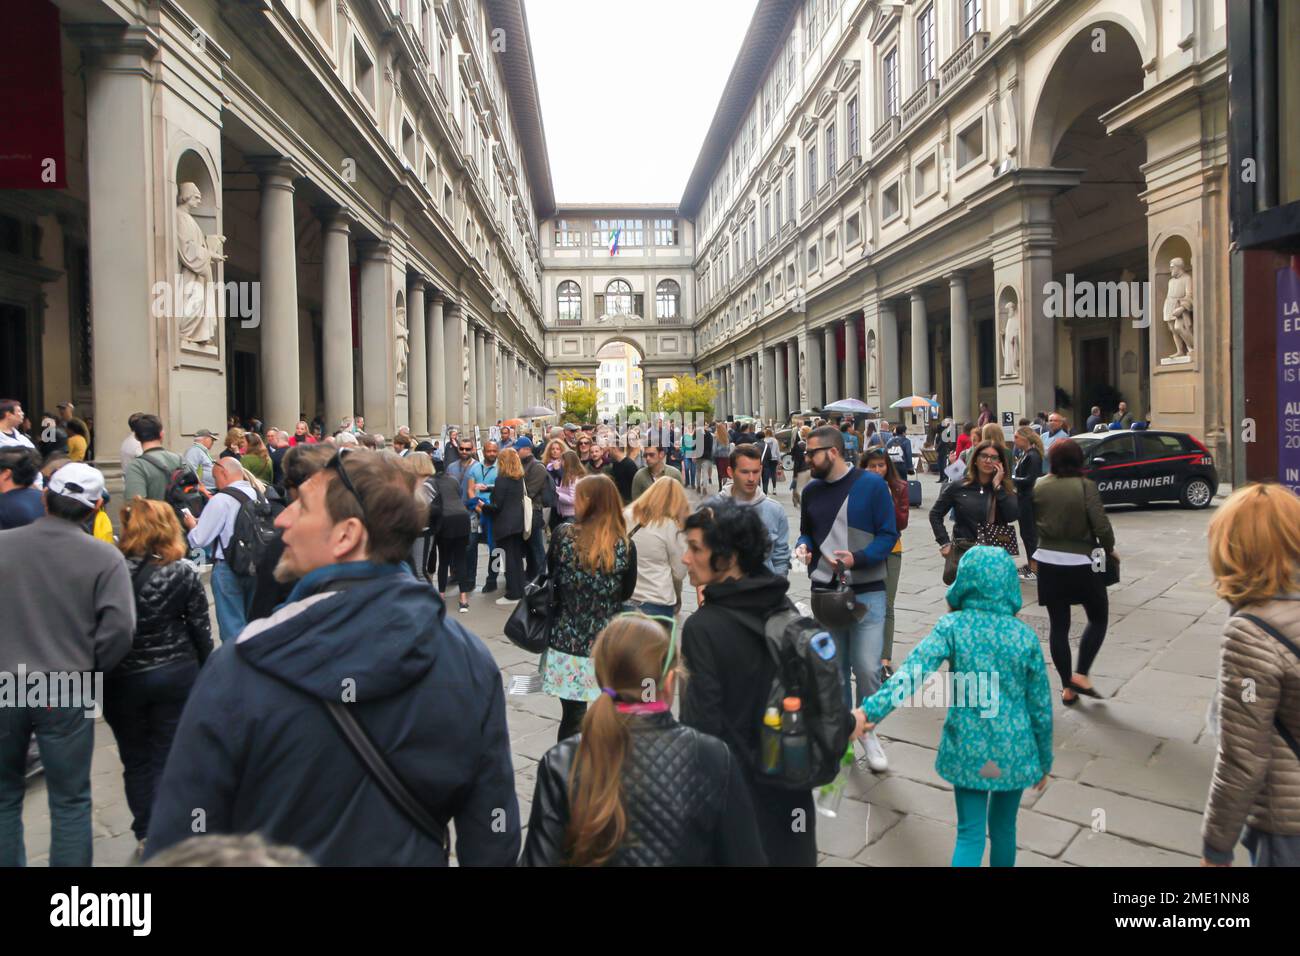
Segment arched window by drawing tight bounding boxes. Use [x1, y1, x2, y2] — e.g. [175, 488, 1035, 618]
[556, 280, 581, 324]
[655, 279, 680, 320]
[606, 279, 632, 315]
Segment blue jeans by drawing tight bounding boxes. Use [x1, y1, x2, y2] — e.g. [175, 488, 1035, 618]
[525, 526, 547, 581]
[952, 787, 1023, 867]
[831, 589, 887, 709]
[466, 529, 498, 591]
[681, 457, 697, 487]
[0, 704, 95, 866]
[212, 560, 255, 645]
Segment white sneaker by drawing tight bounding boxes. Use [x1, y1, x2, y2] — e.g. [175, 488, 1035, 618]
[494, 596, 515, 606]
[860, 732, 888, 773]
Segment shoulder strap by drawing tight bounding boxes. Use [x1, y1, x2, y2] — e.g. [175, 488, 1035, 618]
[629, 522, 642, 539]
[323, 700, 450, 851]
[1233, 612, 1300, 762]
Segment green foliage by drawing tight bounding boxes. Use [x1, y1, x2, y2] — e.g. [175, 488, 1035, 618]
[557, 370, 598, 424]
[657, 374, 716, 416]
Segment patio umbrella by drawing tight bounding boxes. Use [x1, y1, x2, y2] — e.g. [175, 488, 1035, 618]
[889, 395, 940, 410]
[501, 418, 526, 427]
[520, 405, 555, 418]
[822, 398, 878, 415]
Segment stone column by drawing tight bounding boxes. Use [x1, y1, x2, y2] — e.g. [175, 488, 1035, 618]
[879, 300, 901, 412]
[319, 208, 353, 434]
[803, 328, 823, 410]
[476, 329, 489, 425]
[255, 159, 302, 429]
[426, 294, 445, 433]
[443, 303, 464, 426]
[466, 324, 479, 427]
[729, 358, 740, 418]
[786, 338, 800, 415]
[910, 291, 930, 397]
[761, 348, 776, 421]
[948, 273, 972, 424]
[774, 344, 789, 422]
[480, 338, 493, 424]
[514, 355, 523, 414]
[407, 278, 427, 435]
[747, 356, 758, 417]
[357, 241, 392, 436]
[79, 27, 162, 458]
[823, 324, 839, 403]
[844, 316, 860, 399]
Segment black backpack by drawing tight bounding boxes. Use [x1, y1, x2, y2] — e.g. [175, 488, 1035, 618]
[728, 604, 852, 789]
[140, 450, 208, 524]
[219, 487, 276, 577]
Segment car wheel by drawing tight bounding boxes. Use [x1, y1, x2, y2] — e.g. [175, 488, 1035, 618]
[1180, 477, 1213, 509]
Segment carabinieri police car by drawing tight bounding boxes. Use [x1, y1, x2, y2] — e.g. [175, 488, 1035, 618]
[1074, 430, 1218, 509]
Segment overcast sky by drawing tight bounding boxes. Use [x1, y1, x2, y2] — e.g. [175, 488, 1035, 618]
[524, 0, 757, 205]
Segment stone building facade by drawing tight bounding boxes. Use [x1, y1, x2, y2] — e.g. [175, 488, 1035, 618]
[3, 0, 551, 467]
[540, 204, 696, 409]
[684, 0, 1230, 464]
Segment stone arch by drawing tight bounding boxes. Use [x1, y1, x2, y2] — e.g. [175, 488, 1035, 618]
[1025, 13, 1149, 168]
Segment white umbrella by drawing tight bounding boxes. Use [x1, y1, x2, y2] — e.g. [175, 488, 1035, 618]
[520, 405, 555, 418]
[822, 398, 877, 415]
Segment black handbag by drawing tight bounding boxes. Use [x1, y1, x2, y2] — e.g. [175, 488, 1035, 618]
[810, 560, 866, 629]
[504, 527, 564, 654]
[942, 538, 976, 585]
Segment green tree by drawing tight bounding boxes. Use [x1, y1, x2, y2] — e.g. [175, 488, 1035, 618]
[657, 374, 716, 416]
[556, 370, 598, 424]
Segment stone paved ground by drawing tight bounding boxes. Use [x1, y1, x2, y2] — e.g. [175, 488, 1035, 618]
[23, 476, 1248, 866]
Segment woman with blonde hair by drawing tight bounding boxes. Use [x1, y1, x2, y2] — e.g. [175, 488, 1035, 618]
[553, 450, 584, 525]
[544, 474, 638, 742]
[483, 447, 528, 603]
[1011, 426, 1046, 577]
[522, 614, 763, 866]
[712, 422, 733, 484]
[109, 497, 212, 856]
[1202, 483, 1300, 867]
[406, 451, 438, 583]
[623, 476, 689, 620]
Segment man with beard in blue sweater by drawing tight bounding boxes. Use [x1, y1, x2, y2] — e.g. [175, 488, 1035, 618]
[146, 450, 519, 865]
[794, 425, 898, 773]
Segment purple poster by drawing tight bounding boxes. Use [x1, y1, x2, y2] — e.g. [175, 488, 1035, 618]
[1279, 266, 1300, 495]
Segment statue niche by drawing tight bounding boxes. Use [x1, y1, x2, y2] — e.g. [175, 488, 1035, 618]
[175, 181, 225, 349]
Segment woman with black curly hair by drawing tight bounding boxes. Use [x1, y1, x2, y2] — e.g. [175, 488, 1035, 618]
[679, 499, 852, 867]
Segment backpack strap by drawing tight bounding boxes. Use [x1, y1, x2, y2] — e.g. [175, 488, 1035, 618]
[323, 700, 450, 852]
[1233, 612, 1300, 763]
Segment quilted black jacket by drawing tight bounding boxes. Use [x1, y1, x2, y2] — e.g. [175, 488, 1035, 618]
[520, 712, 766, 866]
[116, 556, 213, 677]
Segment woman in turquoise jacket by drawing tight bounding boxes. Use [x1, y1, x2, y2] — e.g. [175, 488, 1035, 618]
[855, 545, 1054, 866]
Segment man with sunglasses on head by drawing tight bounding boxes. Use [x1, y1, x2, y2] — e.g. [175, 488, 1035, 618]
[793, 425, 898, 773]
[146, 449, 520, 866]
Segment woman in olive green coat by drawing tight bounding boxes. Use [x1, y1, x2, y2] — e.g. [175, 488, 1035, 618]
[1032, 438, 1115, 706]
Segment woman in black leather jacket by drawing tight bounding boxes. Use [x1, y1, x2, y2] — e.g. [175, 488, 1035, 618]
[522, 614, 763, 866]
[930, 440, 1020, 556]
[108, 498, 212, 854]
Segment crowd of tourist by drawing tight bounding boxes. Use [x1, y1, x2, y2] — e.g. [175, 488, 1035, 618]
[0, 395, 1296, 869]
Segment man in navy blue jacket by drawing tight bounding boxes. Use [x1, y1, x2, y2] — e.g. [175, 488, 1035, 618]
[145, 450, 519, 865]
[794, 426, 898, 773]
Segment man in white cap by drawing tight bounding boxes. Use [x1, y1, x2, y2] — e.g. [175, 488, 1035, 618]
[0, 461, 134, 866]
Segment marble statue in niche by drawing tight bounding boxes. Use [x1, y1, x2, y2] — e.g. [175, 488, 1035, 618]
[175, 181, 225, 348]
[1000, 298, 1021, 378]
[1163, 257, 1194, 361]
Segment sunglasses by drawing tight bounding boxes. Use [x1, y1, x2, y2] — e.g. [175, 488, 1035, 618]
[327, 448, 368, 523]
[805, 445, 833, 457]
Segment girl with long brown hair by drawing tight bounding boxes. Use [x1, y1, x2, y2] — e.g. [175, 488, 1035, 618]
[542, 474, 638, 741]
[240, 432, 273, 484]
[522, 614, 763, 866]
[623, 475, 689, 619]
[553, 449, 584, 524]
[109, 498, 213, 857]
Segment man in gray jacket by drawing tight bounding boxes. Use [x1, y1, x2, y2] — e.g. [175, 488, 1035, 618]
[0, 462, 134, 866]
[703, 444, 790, 577]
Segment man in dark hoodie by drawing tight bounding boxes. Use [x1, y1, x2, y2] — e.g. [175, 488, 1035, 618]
[680, 500, 842, 867]
[145, 449, 519, 865]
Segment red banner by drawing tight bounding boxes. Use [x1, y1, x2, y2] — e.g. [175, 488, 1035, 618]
[0, 1, 66, 189]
